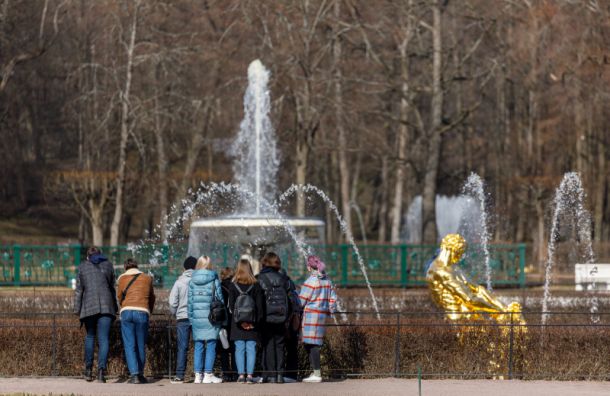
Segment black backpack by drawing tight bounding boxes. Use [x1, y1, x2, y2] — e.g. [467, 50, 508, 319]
[208, 281, 228, 326]
[233, 283, 256, 324]
[259, 272, 289, 324]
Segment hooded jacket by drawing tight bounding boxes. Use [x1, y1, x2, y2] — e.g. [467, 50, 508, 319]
[73, 254, 118, 320]
[188, 269, 223, 341]
[169, 269, 193, 320]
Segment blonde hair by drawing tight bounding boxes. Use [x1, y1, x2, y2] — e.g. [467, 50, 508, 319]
[196, 256, 212, 270]
[232, 259, 257, 285]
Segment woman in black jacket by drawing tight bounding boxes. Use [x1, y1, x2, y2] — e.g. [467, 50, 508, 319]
[228, 259, 265, 384]
[219, 267, 236, 381]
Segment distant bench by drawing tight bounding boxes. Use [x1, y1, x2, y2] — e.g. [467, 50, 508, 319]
[575, 264, 610, 291]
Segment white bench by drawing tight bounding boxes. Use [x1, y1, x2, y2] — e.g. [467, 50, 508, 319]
[575, 263, 610, 291]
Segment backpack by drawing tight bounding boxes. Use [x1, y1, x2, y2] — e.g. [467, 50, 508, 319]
[208, 281, 228, 326]
[233, 283, 256, 324]
[258, 272, 289, 324]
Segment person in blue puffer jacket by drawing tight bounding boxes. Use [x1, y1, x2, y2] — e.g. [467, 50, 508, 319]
[188, 256, 224, 384]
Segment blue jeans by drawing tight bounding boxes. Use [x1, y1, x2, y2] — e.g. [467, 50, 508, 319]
[234, 340, 256, 375]
[194, 339, 217, 374]
[83, 314, 113, 370]
[175, 320, 191, 378]
[120, 310, 150, 376]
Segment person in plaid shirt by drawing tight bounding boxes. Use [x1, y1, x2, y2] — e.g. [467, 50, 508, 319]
[298, 255, 337, 383]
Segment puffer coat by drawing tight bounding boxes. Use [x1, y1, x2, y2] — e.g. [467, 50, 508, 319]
[188, 269, 223, 341]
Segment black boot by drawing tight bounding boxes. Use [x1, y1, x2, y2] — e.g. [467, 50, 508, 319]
[84, 368, 93, 382]
[96, 369, 106, 383]
[128, 375, 141, 384]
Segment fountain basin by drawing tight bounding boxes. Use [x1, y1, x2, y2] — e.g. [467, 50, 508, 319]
[187, 216, 325, 257]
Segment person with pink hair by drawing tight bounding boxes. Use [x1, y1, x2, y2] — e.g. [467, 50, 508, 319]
[298, 255, 337, 383]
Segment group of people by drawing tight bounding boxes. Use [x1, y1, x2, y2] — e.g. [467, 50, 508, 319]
[73, 246, 337, 385]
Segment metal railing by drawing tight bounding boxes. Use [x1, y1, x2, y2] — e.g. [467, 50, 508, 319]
[0, 243, 526, 288]
[0, 309, 607, 380]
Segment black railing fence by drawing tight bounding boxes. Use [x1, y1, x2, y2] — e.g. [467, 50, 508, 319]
[1, 311, 609, 380]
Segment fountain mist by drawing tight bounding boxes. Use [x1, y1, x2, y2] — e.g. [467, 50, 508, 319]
[462, 173, 493, 291]
[542, 172, 595, 325]
[230, 60, 279, 215]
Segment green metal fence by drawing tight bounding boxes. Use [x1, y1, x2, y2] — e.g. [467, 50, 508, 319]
[0, 243, 526, 288]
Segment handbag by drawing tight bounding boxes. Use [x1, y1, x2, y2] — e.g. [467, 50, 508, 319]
[208, 281, 227, 326]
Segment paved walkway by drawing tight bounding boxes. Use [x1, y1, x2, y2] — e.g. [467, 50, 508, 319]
[0, 377, 609, 396]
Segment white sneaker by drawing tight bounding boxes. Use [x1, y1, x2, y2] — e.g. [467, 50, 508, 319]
[302, 373, 322, 383]
[203, 373, 223, 384]
[194, 373, 203, 384]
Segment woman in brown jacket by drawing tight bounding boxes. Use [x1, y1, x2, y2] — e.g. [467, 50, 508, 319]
[117, 258, 155, 384]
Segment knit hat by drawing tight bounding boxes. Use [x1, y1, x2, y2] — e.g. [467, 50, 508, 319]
[307, 255, 326, 273]
[183, 256, 197, 270]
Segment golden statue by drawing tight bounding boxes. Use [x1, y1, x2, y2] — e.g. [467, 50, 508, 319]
[426, 233, 524, 324]
[427, 234, 527, 377]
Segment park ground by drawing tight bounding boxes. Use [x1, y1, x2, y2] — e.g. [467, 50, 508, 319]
[0, 377, 609, 396]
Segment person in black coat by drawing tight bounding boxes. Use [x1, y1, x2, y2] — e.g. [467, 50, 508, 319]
[228, 259, 265, 384]
[256, 252, 298, 383]
[73, 246, 118, 383]
[218, 267, 237, 381]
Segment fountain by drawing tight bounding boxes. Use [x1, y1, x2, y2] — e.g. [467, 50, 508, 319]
[184, 60, 380, 318]
[462, 173, 493, 291]
[187, 60, 326, 260]
[403, 173, 493, 289]
[541, 172, 596, 325]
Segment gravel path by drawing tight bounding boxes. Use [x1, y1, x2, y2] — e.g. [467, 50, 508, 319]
[0, 377, 609, 396]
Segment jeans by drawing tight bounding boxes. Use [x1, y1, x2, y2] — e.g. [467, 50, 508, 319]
[194, 339, 217, 374]
[120, 310, 150, 376]
[83, 314, 113, 370]
[175, 320, 191, 379]
[234, 340, 256, 375]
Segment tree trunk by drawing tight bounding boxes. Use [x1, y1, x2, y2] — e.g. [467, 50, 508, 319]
[390, 36, 410, 244]
[422, 0, 443, 243]
[153, 95, 169, 242]
[334, 0, 351, 239]
[110, 4, 138, 246]
[593, 108, 605, 241]
[295, 140, 308, 216]
[377, 155, 389, 243]
[89, 200, 104, 247]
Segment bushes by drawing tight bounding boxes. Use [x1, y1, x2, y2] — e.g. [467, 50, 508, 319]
[1, 317, 609, 380]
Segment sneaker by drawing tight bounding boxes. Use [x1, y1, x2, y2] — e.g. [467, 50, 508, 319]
[283, 376, 297, 383]
[138, 375, 148, 384]
[277, 374, 284, 384]
[203, 373, 223, 384]
[194, 373, 203, 384]
[237, 375, 246, 384]
[246, 375, 255, 384]
[84, 368, 93, 382]
[128, 375, 140, 384]
[170, 377, 184, 384]
[302, 373, 322, 383]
